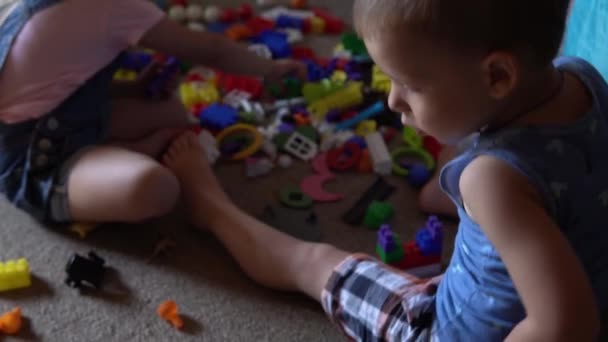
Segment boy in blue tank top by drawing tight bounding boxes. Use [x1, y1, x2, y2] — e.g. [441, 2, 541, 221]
[158, 0, 606, 340]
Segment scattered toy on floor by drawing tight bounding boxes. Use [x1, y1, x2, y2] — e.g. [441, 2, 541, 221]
[65, 251, 106, 290]
[157, 300, 184, 329]
[0, 307, 22, 335]
[0, 258, 31, 292]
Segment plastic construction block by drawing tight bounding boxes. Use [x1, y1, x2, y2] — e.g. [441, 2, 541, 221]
[376, 225, 405, 264]
[254, 30, 292, 58]
[302, 79, 341, 102]
[342, 177, 396, 226]
[336, 100, 385, 131]
[65, 251, 106, 290]
[305, 60, 332, 82]
[280, 185, 314, 209]
[0, 259, 31, 292]
[0, 307, 22, 335]
[312, 8, 344, 34]
[199, 104, 239, 131]
[308, 82, 364, 119]
[157, 300, 183, 329]
[119, 50, 153, 72]
[146, 56, 180, 98]
[218, 73, 263, 99]
[394, 241, 441, 271]
[261, 205, 322, 242]
[341, 33, 368, 57]
[283, 131, 318, 161]
[276, 14, 305, 30]
[363, 201, 395, 229]
[245, 16, 276, 35]
[366, 131, 392, 176]
[371, 64, 391, 94]
[415, 216, 443, 256]
[326, 142, 362, 172]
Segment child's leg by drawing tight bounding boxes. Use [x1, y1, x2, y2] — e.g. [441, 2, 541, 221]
[419, 145, 459, 217]
[64, 144, 180, 223]
[162, 133, 439, 340]
[162, 132, 349, 300]
[106, 98, 196, 143]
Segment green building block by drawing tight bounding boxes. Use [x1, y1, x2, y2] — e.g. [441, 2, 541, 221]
[295, 125, 319, 143]
[341, 32, 368, 57]
[239, 111, 257, 124]
[363, 201, 394, 229]
[376, 243, 404, 264]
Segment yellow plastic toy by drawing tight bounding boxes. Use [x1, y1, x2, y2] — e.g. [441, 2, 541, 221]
[355, 120, 377, 137]
[179, 82, 220, 108]
[215, 124, 263, 161]
[371, 64, 391, 94]
[0, 259, 31, 292]
[113, 69, 137, 81]
[308, 82, 363, 119]
[309, 16, 325, 34]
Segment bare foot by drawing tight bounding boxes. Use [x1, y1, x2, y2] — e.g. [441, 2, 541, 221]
[162, 132, 231, 227]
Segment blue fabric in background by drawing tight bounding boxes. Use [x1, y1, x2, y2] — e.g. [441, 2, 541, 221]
[563, 0, 608, 81]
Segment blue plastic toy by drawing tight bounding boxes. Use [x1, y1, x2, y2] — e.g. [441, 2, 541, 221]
[276, 15, 305, 30]
[254, 30, 291, 59]
[407, 163, 431, 188]
[199, 104, 239, 131]
[335, 101, 385, 130]
[415, 216, 443, 256]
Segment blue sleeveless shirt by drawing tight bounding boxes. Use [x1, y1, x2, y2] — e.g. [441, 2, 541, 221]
[434, 56, 608, 341]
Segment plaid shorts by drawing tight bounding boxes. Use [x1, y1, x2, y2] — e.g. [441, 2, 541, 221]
[322, 254, 439, 342]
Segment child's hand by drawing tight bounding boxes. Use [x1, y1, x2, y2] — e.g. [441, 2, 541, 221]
[263, 59, 307, 85]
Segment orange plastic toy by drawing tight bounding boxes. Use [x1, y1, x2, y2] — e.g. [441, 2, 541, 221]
[157, 300, 183, 329]
[0, 307, 22, 335]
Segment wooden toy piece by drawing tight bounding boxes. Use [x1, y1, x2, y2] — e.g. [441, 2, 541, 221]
[0, 307, 22, 335]
[157, 300, 183, 329]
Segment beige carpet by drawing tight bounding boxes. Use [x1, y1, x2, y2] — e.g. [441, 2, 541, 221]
[0, 1, 457, 341]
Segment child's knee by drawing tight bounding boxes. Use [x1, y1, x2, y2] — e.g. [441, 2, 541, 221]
[132, 165, 179, 218]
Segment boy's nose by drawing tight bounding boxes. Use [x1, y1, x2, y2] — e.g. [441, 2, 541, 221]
[387, 83, 410, 114]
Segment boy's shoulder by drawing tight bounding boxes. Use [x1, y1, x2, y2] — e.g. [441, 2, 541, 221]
[555, 56, 608, 104]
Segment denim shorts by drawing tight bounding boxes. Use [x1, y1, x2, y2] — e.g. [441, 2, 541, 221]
[0, 54, 123, 223]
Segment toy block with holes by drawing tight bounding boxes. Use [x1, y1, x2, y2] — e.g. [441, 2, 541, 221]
[0, 258, 31, 292]
[375, 224, 404, 264]
[391, 216, 443, 277]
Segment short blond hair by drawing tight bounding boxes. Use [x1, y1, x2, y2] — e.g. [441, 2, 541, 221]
[353, 0, 570, 66]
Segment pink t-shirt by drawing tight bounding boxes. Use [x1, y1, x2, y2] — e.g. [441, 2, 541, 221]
[0, 0, 164, 124]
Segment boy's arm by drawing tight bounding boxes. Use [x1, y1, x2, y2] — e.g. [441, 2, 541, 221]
[139, 18, 305, 80]
[460, 155, 600, 341]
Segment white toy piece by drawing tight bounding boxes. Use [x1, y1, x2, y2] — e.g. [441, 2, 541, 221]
[278, 28, 303, 43]
[168, 5, 186, 22]
[186, 4, 204, 21]
[320, 130, 354, 152]
[203, 5, 221, 23]
[223, 89, 252, 108]
[277, 154, 293, 168]
[198, 130, 220, 165]
[248, 44, 273, 59]
[187, 22, 206, 31]
[284, 132, 318, 161]
[262, 140, 278, 159]
[261, 6, 313, 20]
[245, 157, 274, 178]
[365, 132, 392, 175]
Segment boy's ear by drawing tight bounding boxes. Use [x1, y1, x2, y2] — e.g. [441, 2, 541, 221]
[481, 52, 519, 100]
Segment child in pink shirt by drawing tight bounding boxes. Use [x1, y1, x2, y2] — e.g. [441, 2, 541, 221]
[0, 0, 304, 223]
